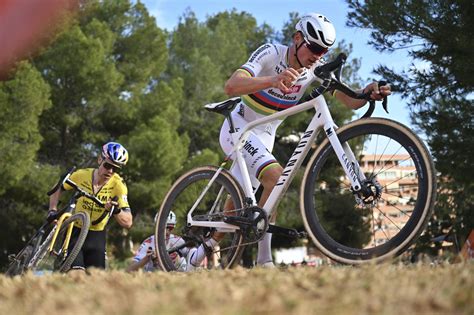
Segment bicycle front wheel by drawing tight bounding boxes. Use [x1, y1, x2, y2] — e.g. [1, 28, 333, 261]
[301, 118, 436, 264]
[31, 212, 90, 273]
[155, 166, 246, 271]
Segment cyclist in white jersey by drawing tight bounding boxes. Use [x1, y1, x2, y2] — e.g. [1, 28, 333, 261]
[127, 211, 190, 272]
[188, 13, 392, 268]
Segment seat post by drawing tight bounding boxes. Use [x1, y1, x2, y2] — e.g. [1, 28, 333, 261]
[225, 112, 237, 134]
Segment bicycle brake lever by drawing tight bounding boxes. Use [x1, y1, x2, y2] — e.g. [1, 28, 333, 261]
[361, 100, 376, 119]
[378, 80, 389, 114]
[361, 80, 389, 118]
[382, 97, 389, 113]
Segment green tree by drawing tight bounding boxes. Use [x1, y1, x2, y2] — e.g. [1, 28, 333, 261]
[0, 62, 52, 191]
[346, 0, 474, 251]
[0, 62, 55, 269]
[1, 0, 189, 266]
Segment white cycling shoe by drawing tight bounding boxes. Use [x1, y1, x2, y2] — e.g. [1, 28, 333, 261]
[185, 248, 199, 272]
[258, 261, 275, 269]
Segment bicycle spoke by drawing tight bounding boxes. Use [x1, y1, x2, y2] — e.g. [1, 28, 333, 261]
[370, 135, 380, 177]
[374, 154, 412, 178]
[379, 198, 413, 218]
[374, 137, 392, 173]
[382, 170, 418, 189]
[374, 205, 403, 231]
[156, 167, 245, 271]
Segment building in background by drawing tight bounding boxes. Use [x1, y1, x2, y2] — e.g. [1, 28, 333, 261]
[359, 154, 418, 247]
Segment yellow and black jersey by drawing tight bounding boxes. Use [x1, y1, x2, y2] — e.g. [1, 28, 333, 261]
[62, 168, 130, 231]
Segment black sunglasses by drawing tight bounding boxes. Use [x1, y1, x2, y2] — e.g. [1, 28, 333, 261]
[305, 41, 328, 55]
[103, 162, 120, 172]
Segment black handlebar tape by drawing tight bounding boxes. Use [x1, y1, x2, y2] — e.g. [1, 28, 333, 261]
[314, 53, 347, 76]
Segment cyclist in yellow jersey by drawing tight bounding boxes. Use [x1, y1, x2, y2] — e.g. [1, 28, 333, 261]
[48, 142, 133, 271]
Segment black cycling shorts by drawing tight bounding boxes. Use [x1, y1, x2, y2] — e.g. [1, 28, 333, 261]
[69, 227, 107, 270]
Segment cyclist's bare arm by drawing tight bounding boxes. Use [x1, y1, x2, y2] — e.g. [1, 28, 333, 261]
[102, 196, 133, 229]
[126, 256, 150, 272]
[104, 195, 132, 229]
[224, 68, 303, 96]
[334, 82, 392, 109]
[114, 209, 132, 229]
[48, 188, 62, 211]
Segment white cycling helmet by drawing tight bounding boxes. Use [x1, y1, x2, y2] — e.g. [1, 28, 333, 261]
[295, 13, 336, 51]
[166, 211, 177, 226]
[153, 211, 177, 226]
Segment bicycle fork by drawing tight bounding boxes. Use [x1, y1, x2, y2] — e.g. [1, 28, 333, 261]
[324, 124, 366, 192]
[48, 213, 74, 257]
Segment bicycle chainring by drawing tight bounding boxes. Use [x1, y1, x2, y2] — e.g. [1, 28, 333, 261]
[241, 206, 268, 243]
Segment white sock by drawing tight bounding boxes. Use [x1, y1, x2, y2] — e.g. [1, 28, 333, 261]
[256, 232, 273, 265]
[188, 238, 218, 267]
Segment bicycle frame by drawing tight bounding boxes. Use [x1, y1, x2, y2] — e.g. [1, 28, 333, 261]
[27, 208, 75, 268]
[48, 212, 73, 255]
[187, 94, 367, 231]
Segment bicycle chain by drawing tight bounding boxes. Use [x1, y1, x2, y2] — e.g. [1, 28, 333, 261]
[210, 237, 262, 256]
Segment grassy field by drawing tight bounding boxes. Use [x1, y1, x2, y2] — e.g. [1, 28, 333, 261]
[0, 263, 472, 315]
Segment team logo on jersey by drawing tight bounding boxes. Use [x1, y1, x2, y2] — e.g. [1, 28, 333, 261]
[238, 104, 245, 117]
[264, 124, 273, 136]
[122, 195, 128, 203]
[243, 140, 259, 156]
[287, 85, 301, 94]
[249, 44, 271, 62]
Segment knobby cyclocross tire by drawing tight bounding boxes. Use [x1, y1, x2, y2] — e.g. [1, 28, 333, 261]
[301, 118, 436, 264]
[31, 212, 90, 273]
[155, 166, 246, 271]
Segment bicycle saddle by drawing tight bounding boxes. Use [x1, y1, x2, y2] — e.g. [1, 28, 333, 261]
[204, 97, 241, 115]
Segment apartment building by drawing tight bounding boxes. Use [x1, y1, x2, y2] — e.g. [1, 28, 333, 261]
[359, 154, 418, 246]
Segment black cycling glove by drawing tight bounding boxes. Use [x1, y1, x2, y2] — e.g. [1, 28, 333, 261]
[46, 209, 58, 223]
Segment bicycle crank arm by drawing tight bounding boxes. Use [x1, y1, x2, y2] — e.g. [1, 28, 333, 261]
[168, 240, 198, 254]
[267, 224, 307, 239]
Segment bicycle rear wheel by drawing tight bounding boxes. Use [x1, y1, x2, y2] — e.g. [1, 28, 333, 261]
[155, 166, 246, 271]
[30, 212, 90, 273]
[301, 118, 436, 264]
[5, 245, 34, 277]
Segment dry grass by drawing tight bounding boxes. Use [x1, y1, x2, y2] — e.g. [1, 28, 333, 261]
[0, 263, 473, 315]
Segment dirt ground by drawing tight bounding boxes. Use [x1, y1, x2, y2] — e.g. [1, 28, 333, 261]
[0, 263, 472, 315]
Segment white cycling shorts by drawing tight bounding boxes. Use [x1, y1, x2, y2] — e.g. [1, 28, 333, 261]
[219, 103, 281, 191]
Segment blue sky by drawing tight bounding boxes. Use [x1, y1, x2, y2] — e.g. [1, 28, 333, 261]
[141, 0, 413, 127]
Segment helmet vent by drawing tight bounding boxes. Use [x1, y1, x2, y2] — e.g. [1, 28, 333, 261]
[306, 21, 319, 40]
[318, 30, 332, 46]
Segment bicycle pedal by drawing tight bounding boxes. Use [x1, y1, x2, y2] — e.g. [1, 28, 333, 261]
[296, 231, 308, 239]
